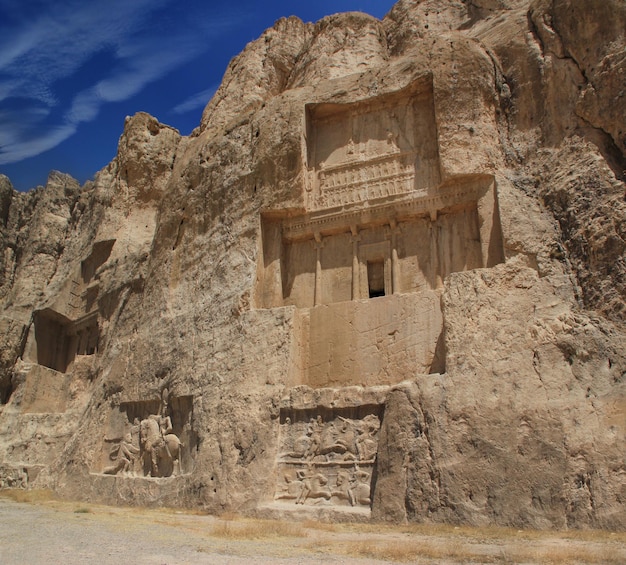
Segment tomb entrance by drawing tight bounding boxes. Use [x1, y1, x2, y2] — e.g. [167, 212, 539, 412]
[255, 79, 504, 389]
[23, 309, 99, 373]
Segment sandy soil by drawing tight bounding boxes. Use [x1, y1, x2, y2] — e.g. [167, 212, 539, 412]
[0, 493, 625, 564]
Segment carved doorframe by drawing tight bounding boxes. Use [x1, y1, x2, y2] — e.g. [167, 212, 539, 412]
[358, 241, 391, 299]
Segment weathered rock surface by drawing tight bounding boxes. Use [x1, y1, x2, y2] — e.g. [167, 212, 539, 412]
[0, 0, 624, 530]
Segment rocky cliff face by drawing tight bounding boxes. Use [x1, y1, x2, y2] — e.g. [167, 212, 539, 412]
[0, 0, 625, 530]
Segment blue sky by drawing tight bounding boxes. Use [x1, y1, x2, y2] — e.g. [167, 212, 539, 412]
[0, 0, 396, 192]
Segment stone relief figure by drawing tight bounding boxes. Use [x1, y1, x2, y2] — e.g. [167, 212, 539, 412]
[386, 130, 400, 152]
[0, 467, 27, 489]
[103, 432, 140, 475]
[275, 469, 306, 501]
[350, 466, 371, 506]
[355, 414, 380, 462]
[275, 411, 379, 508]
[332, 470, 355, 506]
[319, 417, 357, 461]
[281, 425, 312, 459]
[139, 389, 184, 477]
[303, 415, 323, 459]
[295, 468, 332, 505]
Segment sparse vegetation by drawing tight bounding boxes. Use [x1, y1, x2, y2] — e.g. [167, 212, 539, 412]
[210, 515, 306, 539]
[2, 494, 625, 564]
[0, 489, 57, 503]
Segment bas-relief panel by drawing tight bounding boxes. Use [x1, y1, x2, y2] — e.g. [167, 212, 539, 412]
[97, 391, 195, 479]
[306, 87, 440, 211]
[0, 466, 28, 489]
[274, 407, 381, 509]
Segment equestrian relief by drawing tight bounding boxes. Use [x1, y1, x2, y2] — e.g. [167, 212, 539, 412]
[102, 389, 184, 478]
[274, 410, 380, 508]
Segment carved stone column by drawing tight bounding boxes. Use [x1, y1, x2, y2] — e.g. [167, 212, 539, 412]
[314, 233, 323, 306]
[390, 220, 400, 294]
[429, 209, 443, 289]
[350, 225, 360, 300]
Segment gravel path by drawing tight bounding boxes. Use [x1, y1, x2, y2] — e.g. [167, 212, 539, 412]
[1, 496, 626, 565]
[0, 498, 388, 565]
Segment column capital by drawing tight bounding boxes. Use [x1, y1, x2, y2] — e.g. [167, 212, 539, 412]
[313, 232, 324, 249]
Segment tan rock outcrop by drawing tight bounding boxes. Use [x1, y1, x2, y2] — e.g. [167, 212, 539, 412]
[0, 0, 624, 530]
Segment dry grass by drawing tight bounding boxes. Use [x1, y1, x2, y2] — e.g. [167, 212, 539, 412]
[0, 488, 57, 503]
[333, 537, 474, 563]
[210, 515, 307, 540]
[323, 535, 626, 564]
[300, 518, 339, 532]
[397, 521, 626, 544]
[500, 543, 626, 565]
[3, 492, 625, 564]
[318, 519, 626, 545]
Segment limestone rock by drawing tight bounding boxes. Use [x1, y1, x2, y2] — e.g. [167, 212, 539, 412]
[0, 0, 624, 530]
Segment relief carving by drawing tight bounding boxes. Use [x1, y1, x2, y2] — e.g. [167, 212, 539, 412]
[274, 410, 380, 508]
[305, 82, 440, 212]
[317, 153, 417, 209]
[0, 466, 28, 489]
[100, 389, 191, 478]
[103, 430, 140, 476]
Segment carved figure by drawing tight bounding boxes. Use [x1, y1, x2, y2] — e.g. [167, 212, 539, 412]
[356, 415, 380, 462]
[350, 467, 371, 506]
[103, 432, 139, 475]
[319, 417, 357, 460]
[281, 426, 311, 459]
[386, 130, 399, 151]
[275, 470, 305, 501]
[140, 418, 183, 477]
[296, 468, 332, 505]
[303, 416, 323, 460]
[139, 389, 183, 477]
[332, 470, 355, 506]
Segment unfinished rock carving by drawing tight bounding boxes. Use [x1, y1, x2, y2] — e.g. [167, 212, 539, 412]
[0, 466, 28, 489]
[0, 0, 625, 530]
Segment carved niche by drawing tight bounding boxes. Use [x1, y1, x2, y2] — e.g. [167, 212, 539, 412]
[304, 78, 441, 210]
[97, 391, 196, 478]
[22, 309, 99, 373]
[20, 240, 115, 374]
[274, 405, 382, 509]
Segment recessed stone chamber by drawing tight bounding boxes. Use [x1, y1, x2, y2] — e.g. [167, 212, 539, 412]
[256, 78, 504, 388]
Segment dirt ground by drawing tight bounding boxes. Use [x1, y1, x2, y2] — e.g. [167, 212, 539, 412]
[1, 491, 625, 564]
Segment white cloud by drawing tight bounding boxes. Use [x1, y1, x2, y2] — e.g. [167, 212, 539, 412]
[66, 89, 101, 124]
[0, 122, 76, 165]
[0, 0, 243, 165]
[172, 86, 218, 115]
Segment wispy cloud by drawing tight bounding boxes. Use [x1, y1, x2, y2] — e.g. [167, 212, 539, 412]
[172, 86, 219, 115]
[0, 0, 242, 165]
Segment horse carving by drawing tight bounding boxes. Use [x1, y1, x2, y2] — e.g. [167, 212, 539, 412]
[139, 417, 183, 477]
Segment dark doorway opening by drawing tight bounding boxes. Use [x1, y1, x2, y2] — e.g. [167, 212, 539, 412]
[367, 261, 385, 298]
